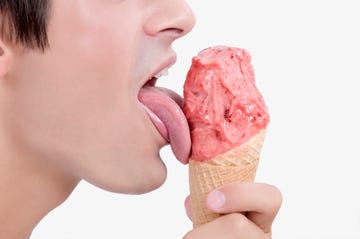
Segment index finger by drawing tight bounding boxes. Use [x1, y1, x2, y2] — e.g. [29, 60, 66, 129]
[206, 182, 282, 234]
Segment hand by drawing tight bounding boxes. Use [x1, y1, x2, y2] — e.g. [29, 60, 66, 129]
[184, 182, 282, 239]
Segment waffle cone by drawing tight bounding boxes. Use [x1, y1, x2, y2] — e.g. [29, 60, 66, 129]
[188, 129, 266, 227]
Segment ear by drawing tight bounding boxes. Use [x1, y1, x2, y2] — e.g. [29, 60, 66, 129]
[0, 39, 13, 79]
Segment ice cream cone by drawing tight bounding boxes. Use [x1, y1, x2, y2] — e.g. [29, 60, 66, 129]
[189, 129, 266, 228]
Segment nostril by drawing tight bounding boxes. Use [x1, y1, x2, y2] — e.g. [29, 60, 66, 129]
[160, 27, 184, 37]
[161, 28, 183, 35]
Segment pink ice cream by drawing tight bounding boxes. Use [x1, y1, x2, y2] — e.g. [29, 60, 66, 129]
[183, 46, 269, 161]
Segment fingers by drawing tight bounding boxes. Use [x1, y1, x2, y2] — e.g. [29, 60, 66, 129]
[184, 195, 192, 220]
[183, 213, 266, 239]
[184, 183, 281, 237]
[206, 182, 282, 233]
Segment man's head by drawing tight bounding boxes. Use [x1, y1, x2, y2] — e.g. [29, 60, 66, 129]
[0, 0, 50, 51]
[0, 0, 195, 194]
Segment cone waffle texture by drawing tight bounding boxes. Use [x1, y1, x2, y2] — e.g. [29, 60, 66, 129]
[189, 129, 266, 228]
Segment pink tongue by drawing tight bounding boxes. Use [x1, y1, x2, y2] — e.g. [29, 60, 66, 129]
[138, 86, 191, 164]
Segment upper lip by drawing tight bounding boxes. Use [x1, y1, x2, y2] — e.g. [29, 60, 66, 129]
[141, 54, 177, 88]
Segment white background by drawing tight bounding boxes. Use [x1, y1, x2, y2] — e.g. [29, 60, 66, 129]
[32, 0, 360, 238]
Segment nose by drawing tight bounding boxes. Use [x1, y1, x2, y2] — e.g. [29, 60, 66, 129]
[143, 0, 196, 40]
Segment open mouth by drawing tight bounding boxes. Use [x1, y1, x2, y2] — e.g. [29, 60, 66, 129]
[138, 69, 191, 164]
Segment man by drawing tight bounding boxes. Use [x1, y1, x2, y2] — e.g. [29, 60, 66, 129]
[0, 1, 281, 238]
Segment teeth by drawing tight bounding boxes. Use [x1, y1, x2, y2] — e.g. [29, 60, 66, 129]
[154, 68, 169, 78]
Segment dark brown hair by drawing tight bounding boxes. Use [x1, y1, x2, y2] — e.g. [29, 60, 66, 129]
[0, 0, 51, 51]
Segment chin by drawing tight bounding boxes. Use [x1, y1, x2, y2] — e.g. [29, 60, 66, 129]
[90, 157, 168, 195]
[127, 166, 168, 195]
[132, 174, 167, 194]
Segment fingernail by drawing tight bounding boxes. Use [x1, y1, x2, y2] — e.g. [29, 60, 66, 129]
[207, 190, 226, 210]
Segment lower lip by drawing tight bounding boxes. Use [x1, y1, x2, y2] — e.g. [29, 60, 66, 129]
[140, 104, 170, 142]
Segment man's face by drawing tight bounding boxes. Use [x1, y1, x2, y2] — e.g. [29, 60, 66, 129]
[4, 0, 195, 193]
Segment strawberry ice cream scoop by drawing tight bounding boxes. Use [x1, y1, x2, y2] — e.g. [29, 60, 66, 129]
[183, 46, 269, 161]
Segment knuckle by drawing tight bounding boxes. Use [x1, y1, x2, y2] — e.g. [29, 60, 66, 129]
[271, 186, 283, 210]
[225, 213, 249, 233]
[266, 184, 283, 213]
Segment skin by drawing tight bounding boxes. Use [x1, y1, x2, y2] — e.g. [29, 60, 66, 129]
[0, 0, 281, 238]
[184, 183, 282, 239]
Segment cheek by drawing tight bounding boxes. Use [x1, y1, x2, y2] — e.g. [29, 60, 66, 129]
[42, 0, 144, 119]
[8, 2, 144, 152]
[47, 0, 139, 80]
[6, 48, 134, 160]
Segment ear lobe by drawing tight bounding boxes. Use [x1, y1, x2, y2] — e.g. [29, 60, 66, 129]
[0, 39, 13, 79]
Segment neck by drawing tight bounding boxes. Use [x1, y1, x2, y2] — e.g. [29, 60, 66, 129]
[0, 138, 79, 239]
